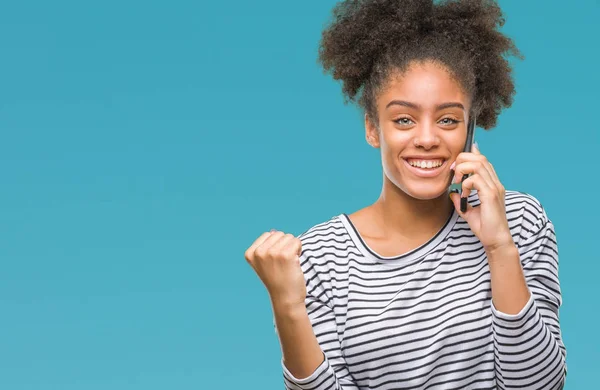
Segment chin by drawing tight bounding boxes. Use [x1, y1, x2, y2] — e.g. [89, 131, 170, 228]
[401, 182, 449, 201]
[384, 166, 452, 201]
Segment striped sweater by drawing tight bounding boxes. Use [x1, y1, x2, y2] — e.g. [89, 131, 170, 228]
[278, 191, 566, 390]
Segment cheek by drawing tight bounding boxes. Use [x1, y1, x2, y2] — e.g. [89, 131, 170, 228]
[443, 134, 466, 155]
[381, 128, 410, 154]
[379, 131, 411, 179]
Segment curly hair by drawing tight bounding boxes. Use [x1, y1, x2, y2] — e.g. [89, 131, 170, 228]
[318, 0, 524, 129]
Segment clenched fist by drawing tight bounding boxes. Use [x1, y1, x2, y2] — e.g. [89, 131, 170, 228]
[244, 230, 306, 310]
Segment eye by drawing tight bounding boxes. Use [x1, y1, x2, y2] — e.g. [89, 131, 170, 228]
[393, 117, 414, 126]
[439, 118, 460, 126]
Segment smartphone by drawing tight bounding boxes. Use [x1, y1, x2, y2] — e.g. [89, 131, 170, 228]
[448, 115, 476, 212]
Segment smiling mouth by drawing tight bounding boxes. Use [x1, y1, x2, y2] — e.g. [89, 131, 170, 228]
[405, 158, 446, 169]
[402, 158, 449, 178]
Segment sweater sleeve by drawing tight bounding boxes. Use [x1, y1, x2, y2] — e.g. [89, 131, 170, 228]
[276, 255, 359, 390]
[491, 205, 567, 389]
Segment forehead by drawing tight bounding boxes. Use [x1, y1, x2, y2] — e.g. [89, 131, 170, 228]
[378, 62, 469, 107]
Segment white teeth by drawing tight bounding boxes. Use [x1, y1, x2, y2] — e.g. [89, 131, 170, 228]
[408, 159, 444, 169]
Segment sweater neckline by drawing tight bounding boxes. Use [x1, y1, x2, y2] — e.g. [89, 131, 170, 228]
[338, 209, 459, 265]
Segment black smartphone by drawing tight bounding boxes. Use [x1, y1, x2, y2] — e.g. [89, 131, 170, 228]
[448, 115, 476, 212]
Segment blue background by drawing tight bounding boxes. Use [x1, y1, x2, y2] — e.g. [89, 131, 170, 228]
[0, 0, 597, 388]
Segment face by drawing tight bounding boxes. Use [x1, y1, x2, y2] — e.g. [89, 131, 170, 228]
[366, 60, 472, 200]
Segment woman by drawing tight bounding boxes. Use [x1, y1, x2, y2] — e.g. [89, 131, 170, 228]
[244, 0, 566, 389]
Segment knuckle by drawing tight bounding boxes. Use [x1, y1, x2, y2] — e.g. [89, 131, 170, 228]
[254, 247, 267, 260]
[265, 249, 278, 261]
[284, 249, 296, 259]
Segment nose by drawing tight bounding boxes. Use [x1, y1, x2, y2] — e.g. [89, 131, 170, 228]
[413, 122, 440, 149]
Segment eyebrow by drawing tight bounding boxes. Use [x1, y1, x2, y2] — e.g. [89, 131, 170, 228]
[385, 100, 465, 111]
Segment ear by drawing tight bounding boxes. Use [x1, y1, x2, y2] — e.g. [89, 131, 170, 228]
[365, 114, 380, 148]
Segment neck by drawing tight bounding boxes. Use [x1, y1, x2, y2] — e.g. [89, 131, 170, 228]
[371, 176, 454, 240]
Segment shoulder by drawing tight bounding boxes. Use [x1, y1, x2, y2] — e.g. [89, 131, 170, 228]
[469, 189, 551, 241]
[297, 214, 350, 256]
[503, 190, 553, 243]
[504, 189, 550, 221]
[294, 214, 359, 279]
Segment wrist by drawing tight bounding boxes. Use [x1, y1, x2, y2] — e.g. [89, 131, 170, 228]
[483, 231, 515, 255]
[271, 298, 307, 319]
[485, 242, 519, 264]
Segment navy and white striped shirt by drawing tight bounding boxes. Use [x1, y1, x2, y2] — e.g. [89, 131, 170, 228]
[279, 191, 566, 389]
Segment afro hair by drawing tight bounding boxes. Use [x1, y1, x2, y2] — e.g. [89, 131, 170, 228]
[318, 0, 524, 129]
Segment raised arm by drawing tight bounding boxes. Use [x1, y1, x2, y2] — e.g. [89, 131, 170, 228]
[245, 230, 359, 390]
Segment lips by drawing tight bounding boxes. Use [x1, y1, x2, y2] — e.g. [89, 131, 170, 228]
[406, 158, 445, 169]
[402, 157, 448, 178]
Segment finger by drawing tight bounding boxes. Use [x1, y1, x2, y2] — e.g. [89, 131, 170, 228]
[460, 173, 494, 199]
[245, 231, 275, 262]
[285, 236, 303, 259]
[456, 147, 501, 189]
[470, 152, 503, 195]
[277, 236, 303, 265]
[455, 150, 486, 165]
[269, 233, 296, 256]
[486, 162, 505, 195]
[461, 152, 503, 195]
[254, 230, 286, 257]
[452, 161, 496, 190]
